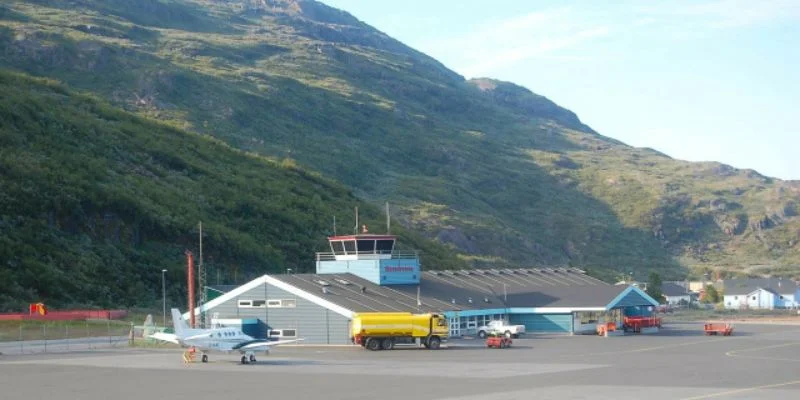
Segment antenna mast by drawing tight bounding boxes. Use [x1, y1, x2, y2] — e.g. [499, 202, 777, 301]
[354, 206, 359, 234]
[185, 250, 195, 328]
[385, 202, 390, 233]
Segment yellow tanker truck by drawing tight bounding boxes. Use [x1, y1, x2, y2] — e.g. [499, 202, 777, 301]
[351, 312, 448, 350]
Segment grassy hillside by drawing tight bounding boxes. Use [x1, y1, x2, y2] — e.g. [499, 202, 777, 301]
[1, 0, 798, 290]
[0, 70, 468, 311]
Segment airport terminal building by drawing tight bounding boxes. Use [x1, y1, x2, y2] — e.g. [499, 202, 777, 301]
[185, 234, 658, 344]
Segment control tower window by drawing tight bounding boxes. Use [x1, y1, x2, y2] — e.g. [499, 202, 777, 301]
[343, 240, 356, 254]
[357, 239, 375, 254]
[331, 241, 345, 255]
[376, 240, 394, 254]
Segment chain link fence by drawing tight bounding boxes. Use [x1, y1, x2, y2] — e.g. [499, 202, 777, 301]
[0, 320, 134, 356]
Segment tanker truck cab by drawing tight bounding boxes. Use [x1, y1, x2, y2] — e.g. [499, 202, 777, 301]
[351, 312, 449, 351]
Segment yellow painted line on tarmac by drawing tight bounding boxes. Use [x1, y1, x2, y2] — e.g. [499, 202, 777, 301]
[679, 379, 800, 400]
[553, 336, 739, 359]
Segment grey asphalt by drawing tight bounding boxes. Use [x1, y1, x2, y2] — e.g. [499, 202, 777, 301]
[1, 323, 799, 400]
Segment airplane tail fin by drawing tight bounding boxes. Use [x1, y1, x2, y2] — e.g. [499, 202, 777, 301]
[171, 308, 189, 338]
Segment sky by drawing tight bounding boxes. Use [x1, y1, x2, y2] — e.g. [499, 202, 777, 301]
[321, 0, 800, 180]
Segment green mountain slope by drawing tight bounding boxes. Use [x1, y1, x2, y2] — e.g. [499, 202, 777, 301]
[1, 0, 798, 288]
[0, 70, 467, 311]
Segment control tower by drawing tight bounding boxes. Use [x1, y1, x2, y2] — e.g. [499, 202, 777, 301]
[315, 233, 420, 285]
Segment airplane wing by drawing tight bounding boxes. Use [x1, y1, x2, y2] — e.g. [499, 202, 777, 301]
[148, 332, 180, 344]
[184, 332, 214, 341]
[237, 338, 305, 350]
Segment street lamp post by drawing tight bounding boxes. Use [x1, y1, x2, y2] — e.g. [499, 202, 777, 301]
[161, 269, 167, 328]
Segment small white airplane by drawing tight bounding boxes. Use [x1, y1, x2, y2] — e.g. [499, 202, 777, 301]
[149, 308, 303, 364]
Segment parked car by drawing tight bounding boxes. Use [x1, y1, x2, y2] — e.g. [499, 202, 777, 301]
[477, 320, 526, 338]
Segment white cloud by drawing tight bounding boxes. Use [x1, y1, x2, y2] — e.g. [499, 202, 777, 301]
[420, 7, 609, 78]
[462, 26, 608, 77]
[413, 0, 800, 80]
[639, 0, 800, 28]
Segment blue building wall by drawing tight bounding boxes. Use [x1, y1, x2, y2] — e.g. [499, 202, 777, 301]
[316, 258, 420, 285]
[316, 260, 380, 283]
[510, 314, 573, 333]
[378, 259, 420, 285]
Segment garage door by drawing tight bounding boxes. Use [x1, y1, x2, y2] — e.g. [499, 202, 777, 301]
[510, 314, 572, 333]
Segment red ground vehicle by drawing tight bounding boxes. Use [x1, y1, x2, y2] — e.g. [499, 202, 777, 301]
[704, 323, 734, 336]
[623, 316, 662, 333]
[486, 332, 513, 348]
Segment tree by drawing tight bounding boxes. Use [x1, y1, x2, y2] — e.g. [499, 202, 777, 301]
[646, 272, 664, 304]
[702, 285, 720, 303]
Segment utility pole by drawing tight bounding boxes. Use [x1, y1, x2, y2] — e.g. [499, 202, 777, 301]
[198, 221, 207, 329]
[161, 269, 167, 328]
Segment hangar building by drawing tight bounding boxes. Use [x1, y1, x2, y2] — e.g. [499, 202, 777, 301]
[186, 233, 658, 344]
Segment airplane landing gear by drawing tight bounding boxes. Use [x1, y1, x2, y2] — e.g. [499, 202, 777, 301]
[241, 355, 248, 364]
[201, 354, 208, 363]
[249, 354, 256, 363]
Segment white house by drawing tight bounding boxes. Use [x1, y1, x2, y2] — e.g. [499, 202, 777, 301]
[722, 278, 800, 310]
[661, 282, 691, 305]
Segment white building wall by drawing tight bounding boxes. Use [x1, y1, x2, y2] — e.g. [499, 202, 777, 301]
[664, 295, 690, 305]
[744, 289, 776, 310]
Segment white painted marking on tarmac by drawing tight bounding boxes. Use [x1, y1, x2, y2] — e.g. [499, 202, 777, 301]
[680, 379, 800, 400]
[725, 342, 800, 363]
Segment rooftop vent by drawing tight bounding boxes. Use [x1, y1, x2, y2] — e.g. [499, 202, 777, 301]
[315, 280, 331, 286]
[334, 279, 350, 285]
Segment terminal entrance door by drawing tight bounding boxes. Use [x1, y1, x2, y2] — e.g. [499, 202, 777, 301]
[466, 316, 478, 335]
[448, 316, 460, 337]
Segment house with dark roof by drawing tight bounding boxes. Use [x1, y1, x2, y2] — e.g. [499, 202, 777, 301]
[184, 233, 659, 343]
[722, 278, 800, 310]
[661, 282, 691, 305]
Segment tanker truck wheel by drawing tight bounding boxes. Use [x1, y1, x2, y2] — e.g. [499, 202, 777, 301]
[381, 338, 394, 350]
[427, 336, 441, 350]
[365, 338, 381, 351]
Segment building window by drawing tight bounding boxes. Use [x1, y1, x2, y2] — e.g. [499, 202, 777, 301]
[752, 296, 756, 300]
[280, 299, 296, 308]
[239, 299, 296, 308]
[281, 329, 297, 338]
[734, 296, 738, 300]
[577, 311, 599, 324]
[268, 329, 297, 338]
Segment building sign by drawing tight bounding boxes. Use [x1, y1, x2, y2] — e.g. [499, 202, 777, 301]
[385, 266, 415, 273]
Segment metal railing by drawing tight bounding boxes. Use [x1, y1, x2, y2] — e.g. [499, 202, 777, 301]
[315, 250, 419, 261]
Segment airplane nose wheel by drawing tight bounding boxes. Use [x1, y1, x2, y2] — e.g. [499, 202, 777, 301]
[201, 354, 208, 363]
